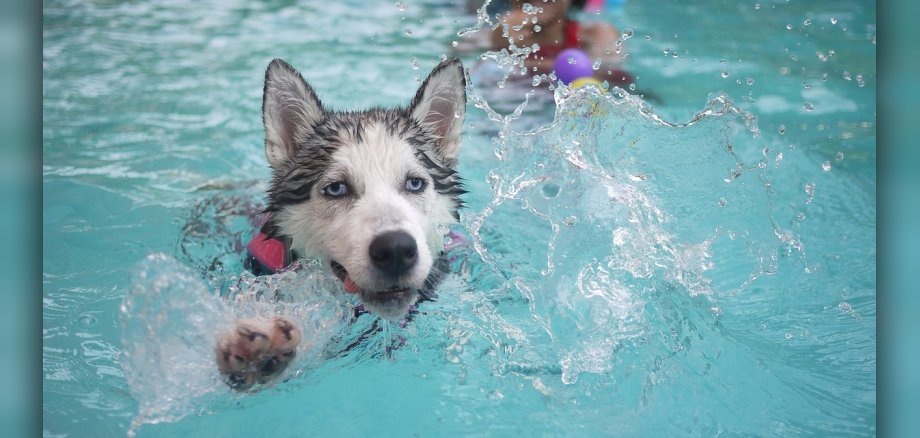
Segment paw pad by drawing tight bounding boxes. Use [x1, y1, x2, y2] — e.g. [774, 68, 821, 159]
[215, 316, 302, 389]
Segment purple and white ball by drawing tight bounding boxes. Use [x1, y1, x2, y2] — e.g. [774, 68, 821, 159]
[552, 48, 593, 85]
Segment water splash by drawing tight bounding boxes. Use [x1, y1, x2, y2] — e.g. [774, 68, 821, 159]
[120, 254, 233, 432]
[457, 76, 797, 385]
[120, 254, 353, 433]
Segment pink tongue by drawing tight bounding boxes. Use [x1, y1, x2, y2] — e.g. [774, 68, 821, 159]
[343, 274, 360, 294]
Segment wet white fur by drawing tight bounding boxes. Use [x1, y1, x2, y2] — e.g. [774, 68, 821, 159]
[274, 121, 457, 291]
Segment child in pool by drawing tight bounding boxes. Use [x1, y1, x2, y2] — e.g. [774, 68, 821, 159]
[490, 0, 635, 87]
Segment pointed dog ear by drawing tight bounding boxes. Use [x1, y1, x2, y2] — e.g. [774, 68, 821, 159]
[262, 59, 324, 168]
[409, 58, 466, 163]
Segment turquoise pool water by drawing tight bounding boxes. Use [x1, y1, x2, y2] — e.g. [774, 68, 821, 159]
[43, 0, 876, 436]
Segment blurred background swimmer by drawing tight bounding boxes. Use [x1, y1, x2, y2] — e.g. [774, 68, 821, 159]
[489, 0, 635, 88]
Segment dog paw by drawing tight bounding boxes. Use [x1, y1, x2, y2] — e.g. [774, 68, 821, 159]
[215, 316, 301, 390]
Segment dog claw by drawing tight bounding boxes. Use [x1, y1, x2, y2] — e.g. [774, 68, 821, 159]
[215, 316, 302, 390]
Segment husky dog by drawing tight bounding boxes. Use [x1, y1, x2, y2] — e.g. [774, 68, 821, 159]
[215, 58, 467, 388]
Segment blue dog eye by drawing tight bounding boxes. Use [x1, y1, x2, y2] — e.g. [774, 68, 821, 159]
[322, 182, 348, 197]
[405, 177, 425, 192]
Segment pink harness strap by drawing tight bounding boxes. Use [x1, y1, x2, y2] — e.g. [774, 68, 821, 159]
[246, 232, 289, 273]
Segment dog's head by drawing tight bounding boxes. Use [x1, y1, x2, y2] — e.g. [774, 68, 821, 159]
[259, 58, 466, 320]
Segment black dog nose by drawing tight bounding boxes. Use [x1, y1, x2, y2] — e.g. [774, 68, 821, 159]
[369, 231, 418, 278]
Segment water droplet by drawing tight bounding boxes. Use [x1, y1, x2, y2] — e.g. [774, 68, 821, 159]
[410, 57, 420, 70]
[532, 75, 541, 86]
[822, 161, 832, 172]
[856, 74, 865, 87]
[830, 17, 838, 25]
[718, 198, 727, 207]
[786, 23, 793, 30]
[567, 56, 577, 65]
[816, 51, 827, 62]
[828, 49, 836, 57]
[645, 35, 652, 40]
[843, 71, 852, 81]
[663, 48, 670, 55]
[775, 152, 784, 166]
[746, 77, 755, 85]
[778, 124, 786, 134]
[521, 2, 537, 14]
[404, 28, 413, 37]
[721, 71, 729, 78]
[533, 24, 542, 32]
[628, 83, 635, 91]
[754, 3, 761, 9]
[804, 182, 816, 203]
[592, 59, 602, 70]
[563, 216, 578, 226]
[803, 18, 812, 26]
[785, 333, 794, 340]
[395, 2, 407, 11]
[836, 152, 845, 161]
[451, 40, 459, 47]
[803, 101, 814, 111]
[796, 212, 806, 221]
